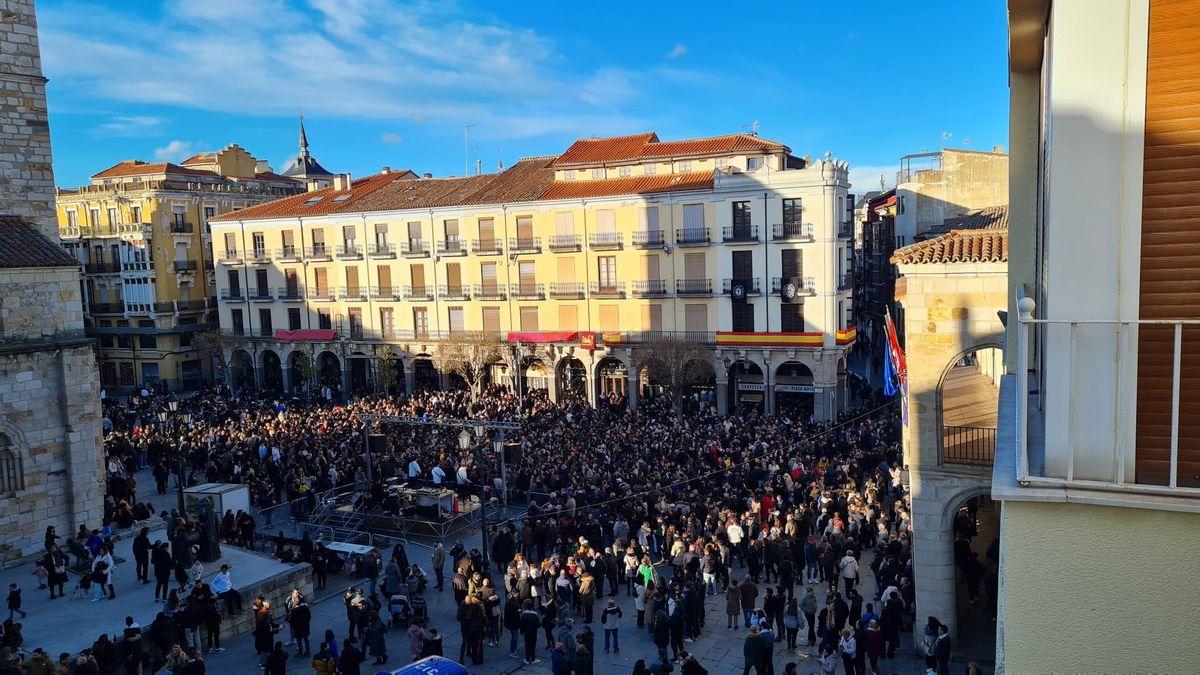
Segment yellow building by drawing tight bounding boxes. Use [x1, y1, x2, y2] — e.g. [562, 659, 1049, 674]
[210, 132, 858, 419]
[56, 143, 308, 391]
[994, 0, 1200, 671]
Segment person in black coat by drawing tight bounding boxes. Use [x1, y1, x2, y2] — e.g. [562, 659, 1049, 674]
[288, 601, 312, 657]
[151, 543, 173, 602]
[519, 601, 541, 664]
[339, 639, 365, 675]
[263, 642, 288, 675]
[42, 546, 69, 600]
[132, 528, 151, 584]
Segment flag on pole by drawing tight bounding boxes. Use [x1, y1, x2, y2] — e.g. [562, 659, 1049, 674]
[884, 308, 910, 424]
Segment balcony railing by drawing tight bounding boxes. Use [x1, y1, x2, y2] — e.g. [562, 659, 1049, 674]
[336, 243, 363, 258]
[676, 278, 712, 295]
[588, 232, 624, 250]
[371, 286, 402, 301]
[510, 282, 545, 300]
[368, 243, 396, 258]
[1012, 293, 1200, 497]
[220, 289, 244, 301]
[632, 279, 669, 296]
[339, 286, 368, 302]
[306, 245, 333, 259]
[437, 240, 467, 256]
[508, 237, 542, 255]
[549, 282, 586, 298]
[248, 288, 273, 301]
[839, 272, 854, 291]
[277, 246, 303, 262]
[472, 239, 504, 255]
[85, 262, 121, 274]
[173, 260, 198, 272]
[439, 284, 471, 300]
[169, 221, 194, 234]
[309, 288, 336, 301]
[400, 240, 430, 257]
[247, 249, 272, 264]
[59, 225, 82, 239]
[943, 426, 997, 466]
[548, 234, 581, 251]
[838, 222, 854, 239]
[722, 225, 760, 243]
[89, 302, 124, 314]
[219, 250, 243, 264]
[772, 223, 815, 241]
[722, 278, 762, 296]
[590, 281, 626, 298]
[473, 284, 506, 300]
[633, 230, 666, 248]
[770, 276, 817, 297]
[402, 285, 434, 301]
[276, 286, 304, 301]
[676, 227, 710, 246]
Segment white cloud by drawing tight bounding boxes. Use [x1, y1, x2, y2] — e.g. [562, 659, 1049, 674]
[579, 68, 637, 107]
[154, 140, 198, 162]
[36, 0, 674, 140]
[380, 132, 404, 144]
[666, 43, 687, 59]
[847, 164, 899, 193]
[95, 115, 164, 137]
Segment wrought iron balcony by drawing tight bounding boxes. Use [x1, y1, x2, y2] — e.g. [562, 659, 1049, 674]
[277, 246, 303, 262]
[219, 250, 243, 265]
[588, 232, 624, 250]
[472, 239, 504, 255]
[276, 286, 305, 301]
[85, 262, 121, 274]
[722, 278, 762, 296]
[770, 276, 817, 297]
[437, 240, 467, 256]
[220, 288, 245, 301]
[336, 243, 363, 258]
[549, 282, 586, 299]
[675, 227, 710, 246]
[402, 285, 434, 301]
[633, 230, 666, 247]
[676, 278, 712, 295]
[589, 281, 626, 298]
[339, 286, 368, 302]
[400, 240, 430, 257]
[173, 260, 198, 272]
[631, 279, 669, 296]
[169, 221, 194, 234]
[247, 249, 272, 264]
[548, 234, 581, 251]
[306, 245, 333, 260]
[473, 284, 506, 300]
[248, 287, 273, 302]
[722, 225, 760, 243]
[439, 284, 471, 301]
[309, 288, 337, 301]
[772, 223, 814, 241]
[368, 243, 396, 258]
[510, 282, 545, 300]
[508, 237, 542, 255]
[371, 285, 402, 301]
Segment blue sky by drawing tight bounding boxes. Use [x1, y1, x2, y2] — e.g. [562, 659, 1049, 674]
[39, 0, 1010, 191]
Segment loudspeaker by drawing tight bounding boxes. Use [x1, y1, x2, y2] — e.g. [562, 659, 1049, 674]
[503, 441, 522, 464]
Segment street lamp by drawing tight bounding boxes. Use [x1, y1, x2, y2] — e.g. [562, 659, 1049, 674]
[492, 431, 508, 517]
[159, 403, 188, 514]
[457, 430, 472, 451]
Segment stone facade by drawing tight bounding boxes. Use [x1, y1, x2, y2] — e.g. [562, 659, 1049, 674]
[0, 0, 104, 563]
[0, 0, 57, 240]
[221, 562, 313, 641]
[894, 262, 1006, 643]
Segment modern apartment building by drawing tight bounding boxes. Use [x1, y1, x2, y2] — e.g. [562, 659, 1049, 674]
[209, 132, 857, 419]
[55, 144, 307, 391]
[994, 0, 1200, 670]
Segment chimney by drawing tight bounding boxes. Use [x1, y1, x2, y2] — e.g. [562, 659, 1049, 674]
[307, 181, 321, 192]
[993, 145, 1005, 154]
[332, 173, 352, 191]
[381, 166, 391, 174]
[423, 172, 432, 179]
[475, 159, 482, 176]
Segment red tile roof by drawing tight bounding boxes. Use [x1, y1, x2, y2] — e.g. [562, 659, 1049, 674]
[180, 153, 216, 166]
[209, 170, 418, 222]
[540, 171, 712, 200]
[891, 227, 1009, 265]
[554, 132, 788, 166]
[0, 216, 81, 268]
[924, 205, 1009, 237]
[90, 160, 214, 179]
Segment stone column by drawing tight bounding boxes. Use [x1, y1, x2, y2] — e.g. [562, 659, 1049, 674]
[403, 363, 414, 395]
[585, 370, 597, 409]
[546, 376, 558, 404]
[910, 475, 958, 645]
[340, 361, 351, 399]
[282, 366, 293, 394]
[627, 370, 639, 411]
[716, 379, 728, 416]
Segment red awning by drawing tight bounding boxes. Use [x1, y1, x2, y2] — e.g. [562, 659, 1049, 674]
[507, 331, 579, 344]
[273, 329, 336, 341]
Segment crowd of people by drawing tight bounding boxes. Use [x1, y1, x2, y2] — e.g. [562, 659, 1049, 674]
[0, 375, 961, 674]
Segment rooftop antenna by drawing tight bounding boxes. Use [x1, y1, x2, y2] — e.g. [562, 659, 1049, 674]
[464, 124, 476, 176]
[941, 131, 952, 148]
[741, 120, 760, 136]
[474, 144, 480, 175]
[879, 174, 885, 191]
[497, 148, 504, 172]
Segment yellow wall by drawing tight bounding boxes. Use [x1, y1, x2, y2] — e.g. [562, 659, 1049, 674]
[999, 499, 1200, 672]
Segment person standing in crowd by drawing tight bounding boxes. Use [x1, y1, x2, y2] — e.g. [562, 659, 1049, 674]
[210, 565, 242, 617]
[132, 528, 151, 585]
[600, 597, 622, 654]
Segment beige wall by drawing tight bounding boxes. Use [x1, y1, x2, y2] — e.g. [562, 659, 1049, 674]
[999, 499, 1200, 673]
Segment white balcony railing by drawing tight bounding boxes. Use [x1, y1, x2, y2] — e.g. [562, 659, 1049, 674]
[1014, 290, 1200, 498]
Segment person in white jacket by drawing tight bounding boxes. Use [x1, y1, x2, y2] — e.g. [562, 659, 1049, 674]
[839, 552, 860, 594]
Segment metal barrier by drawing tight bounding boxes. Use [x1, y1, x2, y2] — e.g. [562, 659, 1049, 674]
[942, 426, 996, 465]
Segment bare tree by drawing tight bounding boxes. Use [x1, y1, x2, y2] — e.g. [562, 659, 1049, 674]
[633, 335, 714, 414]
[434, 331, 504, 401]
[293, 351, 316, 393]
[194, 330, 240, 385]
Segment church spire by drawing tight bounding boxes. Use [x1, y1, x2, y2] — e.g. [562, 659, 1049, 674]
[298, 113, 310, 159]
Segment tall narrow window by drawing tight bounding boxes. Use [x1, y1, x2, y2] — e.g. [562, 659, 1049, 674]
[259, 308, 273, 336]
[599, 305, 619, 332]
[412, 307, 429, 338]
[482, 307, 501, 333]
[519, 306, 539, 331]
[558, 305, 579, 331]
[684, 304, 707, 333]
[288, 307, 302, 331]
[598, 256, 617, 292]
[380, 308, 394, 339]
[447, 307, 465, 333]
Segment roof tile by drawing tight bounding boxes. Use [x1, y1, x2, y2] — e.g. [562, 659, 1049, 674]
[891, 227, 1008, 265]
[0, 216, 81, 268]
[554, 132, 788, 166]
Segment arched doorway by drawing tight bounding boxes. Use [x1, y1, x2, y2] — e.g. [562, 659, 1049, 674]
[680, 359, 716, 414]
[727, 359, 764, 414]
[938, 345, 1003, 466]
[289, 350, 314, 395]
[595, 357, 628, 407]
[317, 350, 342, 394]
[412, 356, 439, 391]
[376, 350, 405, 396]
[775, 361, 816, 420]
[950, 492, 1000, 664]
[557, 357, 587, 403]
[231, 349, 255, 390]
[522, 358, 550, 393]
[349, 352, 371, 395]
[260, 350, 283, 392]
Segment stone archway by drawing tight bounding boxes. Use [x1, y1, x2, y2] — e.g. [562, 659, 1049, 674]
[260, 349, 283, 392]
[317, 351, 342, 390]
[727, 359, 765, 414]
[231, 349, 255, 390]
[775, 360, 816, 420]
[937, 343, 1004, 467]
[595, 356, 628, 407]
[556, 356, 587, 403]
[412, 355, 439, 391]
[680, 358, 716, 414]
[945, 486, 999, 665]
[349, 351, 372, 395]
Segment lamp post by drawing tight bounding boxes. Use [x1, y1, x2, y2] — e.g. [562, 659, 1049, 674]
[159, 400, 189, 514]
[492, 431, 507, 518]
